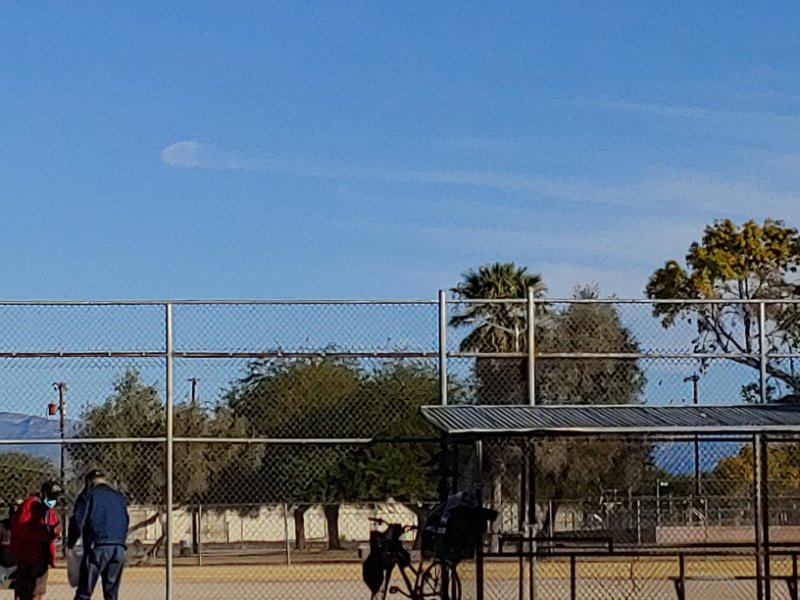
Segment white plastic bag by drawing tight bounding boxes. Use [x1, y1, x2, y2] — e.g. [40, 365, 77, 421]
[66, 544, 83, 588]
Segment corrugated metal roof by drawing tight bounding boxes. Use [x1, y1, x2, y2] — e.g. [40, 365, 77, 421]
[420, 404, 800, 436]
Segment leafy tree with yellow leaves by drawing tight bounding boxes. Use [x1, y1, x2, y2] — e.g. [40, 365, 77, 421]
[646, 219, 800, 396]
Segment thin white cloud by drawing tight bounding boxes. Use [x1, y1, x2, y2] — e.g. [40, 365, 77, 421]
[160, 140, 799, 216]
[336, 214, 702, 274]
[585, 97, 800, 129]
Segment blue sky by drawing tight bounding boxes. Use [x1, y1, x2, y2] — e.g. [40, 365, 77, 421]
[2, 2, 799, 300]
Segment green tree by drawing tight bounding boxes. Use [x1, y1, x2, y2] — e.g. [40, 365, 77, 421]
[537, 285, 645, 404]
[0, 452, 56, 505]
[355, 362, 441, 502]
[646, 218, 800, 395]
[342, 362, 444, 547]
[451, 262, 549, 407]
[451, 262, 547, 356]
[450, 262, 547, 548]
[68, 369, 165, 505]
[71, 369, 258, 560]
[222, 357, 449, 551]
[534, 286, 649, 533]
[307, 362, 451, 549]
[712, 443, 800, 497]
[223, 356, 363, 550]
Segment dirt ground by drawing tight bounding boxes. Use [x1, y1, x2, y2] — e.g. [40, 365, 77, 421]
[7, 557, 787, 600]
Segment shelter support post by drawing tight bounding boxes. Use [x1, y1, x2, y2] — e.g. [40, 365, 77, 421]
[475, 439, 485, 600]
[754, 434, 771, 600]
[528, 442, 537, 600]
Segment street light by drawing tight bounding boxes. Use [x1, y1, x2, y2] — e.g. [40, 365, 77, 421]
[656, 480, 670, 526]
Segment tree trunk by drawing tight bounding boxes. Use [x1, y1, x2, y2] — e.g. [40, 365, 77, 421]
[293, 506, 309, 551]
[324, 504, 342, 550]
[488, 457, 504, 552]
[537, 500, 561, 538]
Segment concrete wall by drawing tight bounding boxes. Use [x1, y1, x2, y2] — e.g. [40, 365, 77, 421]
[127, 503, 417, 545]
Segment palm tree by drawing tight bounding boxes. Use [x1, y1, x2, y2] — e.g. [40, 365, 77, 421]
[450, 262, 547, 550]
[451, 262, 547, 353]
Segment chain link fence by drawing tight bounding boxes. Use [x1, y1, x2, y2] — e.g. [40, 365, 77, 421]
[0, 298, 797, 599]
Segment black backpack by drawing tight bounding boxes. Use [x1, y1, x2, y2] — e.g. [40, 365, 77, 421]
[421, 491, 497, 562]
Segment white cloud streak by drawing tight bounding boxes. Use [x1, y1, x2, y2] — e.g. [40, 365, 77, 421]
[161, 140, 799, 216]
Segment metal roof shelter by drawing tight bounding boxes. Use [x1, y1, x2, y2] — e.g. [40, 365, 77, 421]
[421, 403, 800, 437]
[421, 404, 800, 600]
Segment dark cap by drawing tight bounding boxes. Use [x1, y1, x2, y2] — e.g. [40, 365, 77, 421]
[41, 480, 64, 499]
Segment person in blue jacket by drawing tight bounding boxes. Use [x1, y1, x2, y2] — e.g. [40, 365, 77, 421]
[67, 470, 129, 600]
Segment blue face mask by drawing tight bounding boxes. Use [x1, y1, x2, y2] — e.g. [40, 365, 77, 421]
[44, 498, 57, 509]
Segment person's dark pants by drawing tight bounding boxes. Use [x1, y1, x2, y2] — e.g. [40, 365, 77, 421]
[14, 559, 48, 600]
[75, 545, 125, 600]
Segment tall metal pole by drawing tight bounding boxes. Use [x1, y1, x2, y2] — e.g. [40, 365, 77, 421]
[529, 443, 537, 600]
[474, 440, 484, 600]
[165, 304, 174, 600]
[53, 381, 67, 556]
[52, 382, 67, 487]
[527, 287, 536, 406]
[439, 290, 448, 406]
[684, 374, 701, 497]
[519, 451, 529, 600]
[754, 434, 768, 600]
[761, 435, 771, 600]
[759, 302, 768, 405]
[756, 302, 771, 599]
[188, 377, 199, 556]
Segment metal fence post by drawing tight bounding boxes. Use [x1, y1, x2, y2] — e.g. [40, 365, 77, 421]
[439, 290, 448, 406]
[529, 443, 537, 600]
[165, 303, 174, 600]
[759, 301, 768, 405]
[754, 434, 766, 600]
[757, 302, 772, 600]
[283, 503, 292, 565]
[475, 439, 484, 600]
[527, 287, 536, 406]
[197, 504, 203, 567]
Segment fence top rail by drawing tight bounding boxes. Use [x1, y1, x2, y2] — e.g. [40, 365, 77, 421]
[452, 298, 800, 305]
[0, 297, 796, 306]
[0, 299, 439, 306]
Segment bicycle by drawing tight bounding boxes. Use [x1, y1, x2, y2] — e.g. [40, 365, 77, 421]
[363, 517, 461, 600]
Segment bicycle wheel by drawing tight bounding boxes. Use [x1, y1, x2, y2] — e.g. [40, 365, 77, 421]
[418, 561, 461, 600]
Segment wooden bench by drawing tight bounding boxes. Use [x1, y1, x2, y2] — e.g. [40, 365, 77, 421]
[671, 551, 800, 600]
[671, 575, 796, 600]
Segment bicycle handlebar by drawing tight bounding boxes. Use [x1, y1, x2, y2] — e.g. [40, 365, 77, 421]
[369, 517, 417, 532]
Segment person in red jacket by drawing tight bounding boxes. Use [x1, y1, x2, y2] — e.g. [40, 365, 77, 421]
[10, 482, 63, 600]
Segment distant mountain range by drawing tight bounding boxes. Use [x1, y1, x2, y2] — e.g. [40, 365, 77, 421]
[0, 412, 739, 477]
[0, 412, 77, 463]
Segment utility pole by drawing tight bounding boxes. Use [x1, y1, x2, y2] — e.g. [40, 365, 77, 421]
[189, 378, 199, 407]
[49, 382, 67, 486]
[49, 382, 67, 555]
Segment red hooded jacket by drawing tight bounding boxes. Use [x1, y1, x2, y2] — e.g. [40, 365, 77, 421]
[10, 495, 58, 566]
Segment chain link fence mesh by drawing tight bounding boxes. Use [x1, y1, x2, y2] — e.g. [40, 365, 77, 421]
[0, 300, 796, 599]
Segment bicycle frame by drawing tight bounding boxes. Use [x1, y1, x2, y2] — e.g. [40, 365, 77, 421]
[379, 553, 426, 599]
[370, 520, 459, 600]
